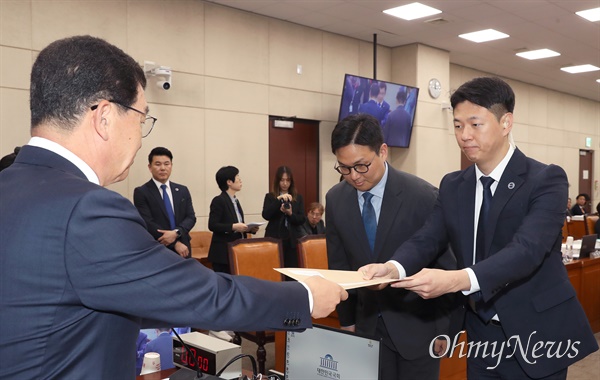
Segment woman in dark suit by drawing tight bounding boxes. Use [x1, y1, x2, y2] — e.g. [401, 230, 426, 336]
[262, 166, 305, 267]
[208, 166, 257, 274]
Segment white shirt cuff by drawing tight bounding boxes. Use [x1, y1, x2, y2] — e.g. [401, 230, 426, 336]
[299, 281, 313, 313]
[388, 260, 407, 279]
[462, 268, 480, 295]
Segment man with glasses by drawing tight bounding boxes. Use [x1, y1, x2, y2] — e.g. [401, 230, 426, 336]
[297, 202, 326, 238]
[325, 113, 456, 379]
[0, 35, 348, 379]
[134, 147, 196, 258]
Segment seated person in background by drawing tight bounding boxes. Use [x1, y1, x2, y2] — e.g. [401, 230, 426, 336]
[571, 193, 589, 216]
[596, 203, 600, 234]
[297, 202, 326, 238]
[565, 197, 573, 217]
[144, 328, 174, 370]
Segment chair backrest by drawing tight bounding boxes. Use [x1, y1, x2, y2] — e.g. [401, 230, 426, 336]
[297, 234, 328, 269]
[586, 215, 598, 235]
[228, 237, 283, 282]
[567, 219, 588, 240]
[189, 231, 213, 259]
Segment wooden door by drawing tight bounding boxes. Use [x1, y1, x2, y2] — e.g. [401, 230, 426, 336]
[268, 117, 319, 214]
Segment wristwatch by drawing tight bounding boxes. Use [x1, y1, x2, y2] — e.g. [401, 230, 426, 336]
[175, 228, 182, 239]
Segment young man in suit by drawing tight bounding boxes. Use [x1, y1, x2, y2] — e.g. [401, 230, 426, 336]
[325, 113, 456, 379]
[134, 147, 196, 258]
[0, 35, 347, 379]
[363, 77, 598, 379]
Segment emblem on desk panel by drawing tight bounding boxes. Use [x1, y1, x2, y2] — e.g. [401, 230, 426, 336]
[316, 353, 339, 379]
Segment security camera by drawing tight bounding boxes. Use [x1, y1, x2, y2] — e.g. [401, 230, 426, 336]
[157, 80, 171, 90]
[143, 61, 172, 91]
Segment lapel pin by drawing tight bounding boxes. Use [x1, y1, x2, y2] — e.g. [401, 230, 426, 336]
[508, 182, 515, 190]
[175, 188, 179, 191]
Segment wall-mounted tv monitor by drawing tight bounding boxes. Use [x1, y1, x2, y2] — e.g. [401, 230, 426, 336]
[338, 74, 419, 148]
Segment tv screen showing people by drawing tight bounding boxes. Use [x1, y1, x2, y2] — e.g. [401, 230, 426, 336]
[338, 74, 419, 148]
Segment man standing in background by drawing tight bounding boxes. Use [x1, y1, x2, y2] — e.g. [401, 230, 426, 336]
[134, 147, 196, 258]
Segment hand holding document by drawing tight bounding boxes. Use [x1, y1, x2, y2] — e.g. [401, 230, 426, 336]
[246, 222, 266, 229]
[275, 268, 399, 290]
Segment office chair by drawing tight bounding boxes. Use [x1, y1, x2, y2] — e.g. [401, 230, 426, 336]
[228, 237, 283, 375]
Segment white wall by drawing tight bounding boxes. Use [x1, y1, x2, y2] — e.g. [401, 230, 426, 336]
[1, 0, 598, 227]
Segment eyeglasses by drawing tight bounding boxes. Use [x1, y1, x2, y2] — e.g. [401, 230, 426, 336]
[334, 153, 377, 175]
[91, 100, 157, 138]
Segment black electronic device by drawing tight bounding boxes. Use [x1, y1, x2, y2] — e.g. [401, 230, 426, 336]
[578, 234, 598, 258]
[172, 332, 242, 379]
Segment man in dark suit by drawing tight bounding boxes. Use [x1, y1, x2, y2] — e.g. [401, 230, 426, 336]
[571, 193, 589, 216]
[358, 82, 386, 124]
[0, 35, 347, 379]
[134, 147, 196, 258]
[383, 87, 413, 147]
[326, 114, 456, 379]
[363, 77, 598, 379]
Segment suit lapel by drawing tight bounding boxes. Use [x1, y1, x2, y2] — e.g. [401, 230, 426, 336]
[171, 182, 182, 221]
[376, 170, 403, 260]
[484, 149, 526, 256]
[146, 180, 169, 221]
[458, 166, 477, 265]
[222, 192, 239, 222]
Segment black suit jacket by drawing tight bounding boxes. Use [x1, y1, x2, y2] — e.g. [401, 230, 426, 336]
[383, 106, 412, 147]
[326, 166, 457, 360]
[208, 192, 246, 266]
[393, 148, 598, 377]
[0, 145, 313, 379]
[297, 219, 326, 238]
[134, 179, 196, 254]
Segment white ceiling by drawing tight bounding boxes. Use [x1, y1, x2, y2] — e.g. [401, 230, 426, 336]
[206, 0, 600, 102]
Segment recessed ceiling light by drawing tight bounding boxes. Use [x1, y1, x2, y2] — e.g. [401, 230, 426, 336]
[459, 29, 509, 43]
[516, 49, 561, 60]
[576, 7, 600, 22]
[560, 64, 600, 74]
[597, 79, 600, 83]
[383, 2, 442, 21]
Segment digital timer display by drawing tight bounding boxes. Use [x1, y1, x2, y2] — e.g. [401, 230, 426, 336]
[172, 340, 217, 375]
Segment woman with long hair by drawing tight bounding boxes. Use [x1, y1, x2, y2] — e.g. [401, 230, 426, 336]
[262, 165, 305, 267]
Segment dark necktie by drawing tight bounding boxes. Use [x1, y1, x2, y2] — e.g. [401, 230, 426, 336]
[472, 176, 495, 323]
[476, 176, 494, 262]
[161, 184, 176, 230]
[362, 192, 377, 253]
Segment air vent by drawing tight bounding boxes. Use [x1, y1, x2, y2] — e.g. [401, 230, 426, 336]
[424, 17, 449, 25]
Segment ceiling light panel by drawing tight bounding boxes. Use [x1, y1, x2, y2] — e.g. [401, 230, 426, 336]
[383, 2, 442, 21]
[516, 49, 561, 60]
[576, 7, 600, 22]
[560, 64, 600, 74]
[459, 29, 509, 43]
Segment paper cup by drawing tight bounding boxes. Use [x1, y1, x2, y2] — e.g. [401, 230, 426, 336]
[140, 352, 161, 375]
